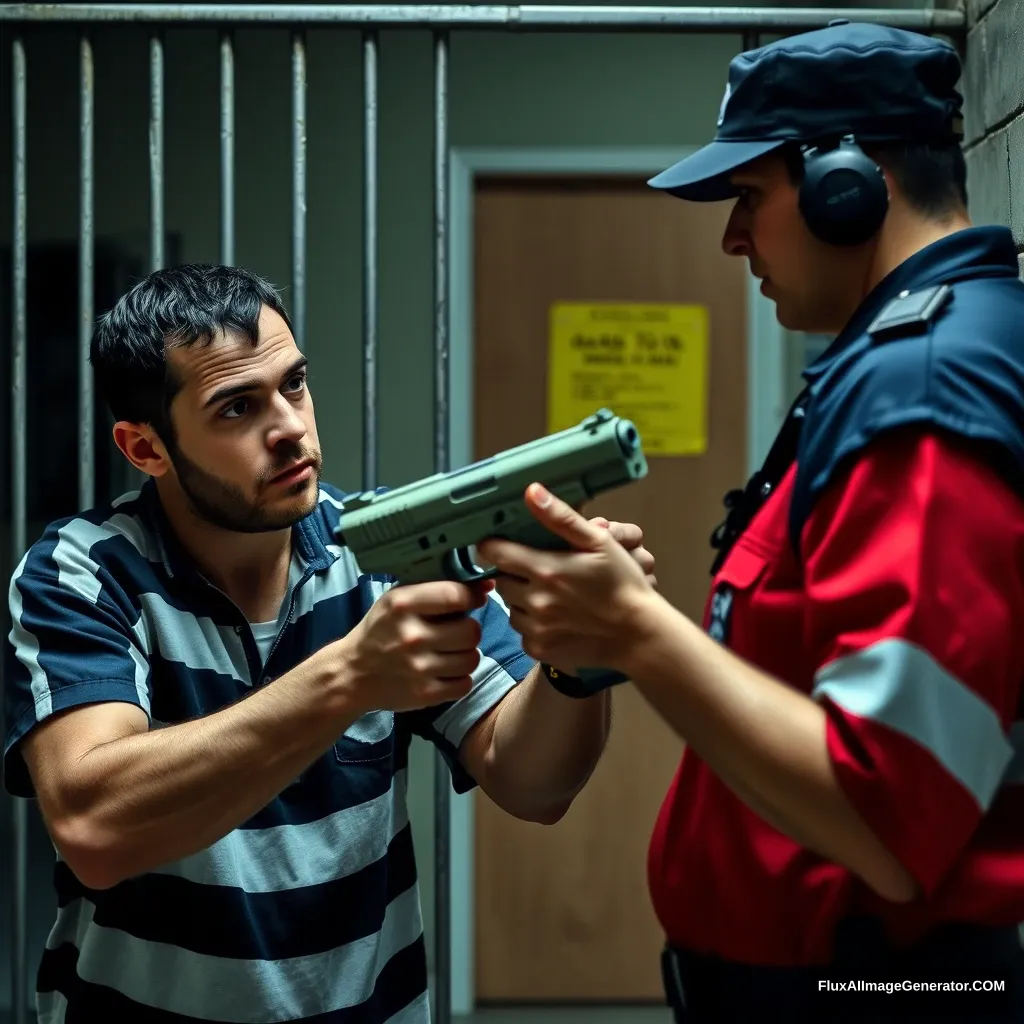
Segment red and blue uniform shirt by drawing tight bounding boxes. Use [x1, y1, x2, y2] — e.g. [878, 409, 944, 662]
[647, 225, 1024, 966]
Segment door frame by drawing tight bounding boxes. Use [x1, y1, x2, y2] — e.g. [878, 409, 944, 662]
[445, 145, 787, 1013]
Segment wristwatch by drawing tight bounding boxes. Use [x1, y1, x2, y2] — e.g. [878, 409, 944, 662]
[540, 662, 589, 699]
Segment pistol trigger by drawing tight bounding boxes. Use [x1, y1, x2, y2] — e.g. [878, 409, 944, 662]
[442, 545, 496, 583]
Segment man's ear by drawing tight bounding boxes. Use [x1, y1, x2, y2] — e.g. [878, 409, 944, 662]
[112, 421, 172, 478]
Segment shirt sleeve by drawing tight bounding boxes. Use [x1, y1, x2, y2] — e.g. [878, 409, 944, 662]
[3, 525, 153, 799]
[800, 428, 1024, 896]
[403, 589, 535, 793]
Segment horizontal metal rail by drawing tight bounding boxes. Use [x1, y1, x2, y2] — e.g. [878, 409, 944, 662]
[0, 4, 967, 34]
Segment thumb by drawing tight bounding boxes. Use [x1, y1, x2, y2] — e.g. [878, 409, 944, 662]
[524, 483, 607, 551]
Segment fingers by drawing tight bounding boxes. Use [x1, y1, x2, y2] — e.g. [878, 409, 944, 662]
[421, 675, 475, 704]
[523, 483, 608, 551]
[412, 648, 482, 681]
[387, 579, 491, 617]
[598, 520, 655, 579]
[503, 607, 562, 664]
[633, 545, 656, 577]
[492, 575, 530, 613]
[430, 615, 483, 653]
[604, 520, 644, 551]
[400, 610, 482, 653]
[477, 537, 554, 580]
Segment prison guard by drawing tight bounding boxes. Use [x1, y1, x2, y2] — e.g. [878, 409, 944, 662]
[647, 225, 1024, 966]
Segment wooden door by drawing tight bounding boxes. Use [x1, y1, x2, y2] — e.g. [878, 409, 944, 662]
[471, 175, 749, 1002]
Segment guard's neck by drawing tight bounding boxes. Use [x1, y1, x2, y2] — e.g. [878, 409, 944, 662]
[862, 207, 973, 298]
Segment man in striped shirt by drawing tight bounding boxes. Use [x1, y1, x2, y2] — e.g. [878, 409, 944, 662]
[2, 264, 650, 1023]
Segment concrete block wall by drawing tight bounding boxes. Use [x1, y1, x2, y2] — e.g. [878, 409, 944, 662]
[964, 0, 1024, 278]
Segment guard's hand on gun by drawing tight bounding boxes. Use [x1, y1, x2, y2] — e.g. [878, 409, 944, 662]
[590, 516, 658, 589]
[338, 580, 492, 713]
[479, 485, 658, 674]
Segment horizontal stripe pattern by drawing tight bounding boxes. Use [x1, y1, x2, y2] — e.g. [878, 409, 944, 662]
[812, 637, 1014, 810]
[800, 431, 1024, 898]
[813, 633, 1020, 895]
[148, 767, 410, 891]
[4, 479, 534, 1022]
[55, 823, 418, 960]
[37, 913, 429, 1024]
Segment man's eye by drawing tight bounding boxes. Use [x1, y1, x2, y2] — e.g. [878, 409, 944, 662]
[221, 399, 248, 419]
[286, 374, 307, 393]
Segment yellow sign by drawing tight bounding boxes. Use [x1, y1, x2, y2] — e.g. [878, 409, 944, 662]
[547, 302, 709, 456]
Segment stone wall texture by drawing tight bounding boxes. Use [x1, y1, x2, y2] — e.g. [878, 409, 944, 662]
[964, 0, 1024, 277]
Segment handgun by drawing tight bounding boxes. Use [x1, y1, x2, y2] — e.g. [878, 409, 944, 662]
[334, 407, 649, 693]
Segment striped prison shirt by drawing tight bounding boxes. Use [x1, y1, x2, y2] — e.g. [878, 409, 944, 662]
[3, 478, 535, 1024]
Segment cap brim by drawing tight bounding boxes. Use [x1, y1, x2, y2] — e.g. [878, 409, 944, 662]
[648, 138, 786, 201]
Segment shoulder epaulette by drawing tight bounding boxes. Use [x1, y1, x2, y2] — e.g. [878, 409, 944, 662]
[867, 283, 953, 343]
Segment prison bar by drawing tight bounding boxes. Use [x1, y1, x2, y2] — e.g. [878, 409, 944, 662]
[434, 31, 451, 1020]
[151, 33, 165, 272]
[364, 30, 379, 492]
[0, 3, 966, 33]
[293, 32, 308, 351]
[221, 32, 235, 266]
[80, 35, 95, 512]
[10, 30, 27, 1024]
[3, 6, 952, 1024]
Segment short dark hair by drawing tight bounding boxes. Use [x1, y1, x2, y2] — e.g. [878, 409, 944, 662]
[90, 264, 292, 444]
[781, 140, 968, 220]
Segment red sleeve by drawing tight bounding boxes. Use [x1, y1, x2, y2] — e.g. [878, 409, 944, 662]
[800, 429, 1024, 896]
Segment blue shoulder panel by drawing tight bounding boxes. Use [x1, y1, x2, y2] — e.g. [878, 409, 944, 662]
[789, 275, 1024, 555]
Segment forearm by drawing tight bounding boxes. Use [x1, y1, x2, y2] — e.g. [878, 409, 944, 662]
[58, 644, 360, 887]
[622, 594, 917, 902]
[480, 665, 611, 822]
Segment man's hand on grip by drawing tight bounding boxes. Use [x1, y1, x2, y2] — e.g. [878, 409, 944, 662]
[339, 580, 492, 714]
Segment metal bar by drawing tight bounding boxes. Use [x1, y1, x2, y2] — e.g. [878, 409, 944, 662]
[80, 33, 95, 511]
[433, 28, 451, 1024]
[362, 30, 378, 492]
[292, 29, 306, 350]
[0, 5, 967, 34]
[10, 33, 28, 1024]
[150, 33, 165, 271]
[220, 30, 234, 265]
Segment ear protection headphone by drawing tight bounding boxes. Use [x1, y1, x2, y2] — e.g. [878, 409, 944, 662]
[798, 135, 889, 247]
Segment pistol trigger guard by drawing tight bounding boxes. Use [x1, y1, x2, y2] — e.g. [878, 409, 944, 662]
[444, 545, 498, 583]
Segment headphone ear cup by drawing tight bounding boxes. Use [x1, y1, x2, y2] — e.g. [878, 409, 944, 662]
[798, 140, 889, 246]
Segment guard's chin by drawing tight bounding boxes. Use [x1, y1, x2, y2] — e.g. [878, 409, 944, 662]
[774, 301, 814, 335]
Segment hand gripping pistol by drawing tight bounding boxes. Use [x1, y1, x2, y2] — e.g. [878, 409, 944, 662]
[334, 408, 649, 694]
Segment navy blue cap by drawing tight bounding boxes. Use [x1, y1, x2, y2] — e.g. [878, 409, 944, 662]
[650, 20, 964, 202]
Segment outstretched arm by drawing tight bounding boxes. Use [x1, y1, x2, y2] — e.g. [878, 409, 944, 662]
[478, 437, 1024, 902]
[459, 519, 655, 823]
[460, 659, 611, 823]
